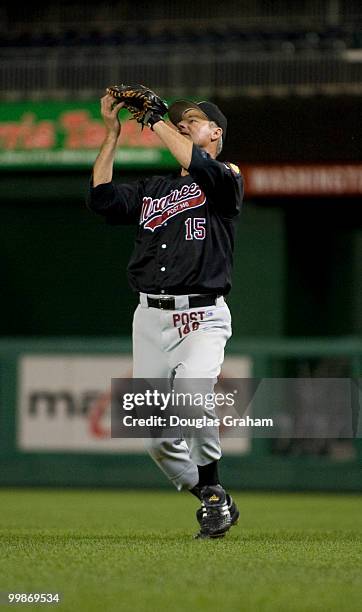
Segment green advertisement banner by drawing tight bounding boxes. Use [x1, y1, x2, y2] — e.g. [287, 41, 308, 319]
[0, 102, 178, 170]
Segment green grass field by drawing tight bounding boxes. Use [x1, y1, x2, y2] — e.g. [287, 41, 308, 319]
[0, 490, 361, 612]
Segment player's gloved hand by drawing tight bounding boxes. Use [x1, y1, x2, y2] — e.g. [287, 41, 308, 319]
[106, 84, 168, 130]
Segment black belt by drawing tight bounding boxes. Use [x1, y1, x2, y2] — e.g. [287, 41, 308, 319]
[146, 294, 219, 310]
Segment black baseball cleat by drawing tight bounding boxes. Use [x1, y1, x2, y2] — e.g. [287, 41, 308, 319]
[225, 493, 240, 526]
[195, 492, 239, 539]
[194, 485, 232, 539]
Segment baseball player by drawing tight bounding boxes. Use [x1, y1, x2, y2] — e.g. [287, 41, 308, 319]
[87, 89, 243, 539]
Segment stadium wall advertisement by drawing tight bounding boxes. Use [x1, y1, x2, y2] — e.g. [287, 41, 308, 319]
[17, 355, 251, 454]
[0, 102, 177, 169]
[242, 164, 362, 196]
[1, 102, 361, 197]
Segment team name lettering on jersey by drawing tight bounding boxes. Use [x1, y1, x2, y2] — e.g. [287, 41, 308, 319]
[141, 182, 206, 232]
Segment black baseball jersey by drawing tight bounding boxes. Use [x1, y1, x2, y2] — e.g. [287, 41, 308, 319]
[87, 144, 243, 295]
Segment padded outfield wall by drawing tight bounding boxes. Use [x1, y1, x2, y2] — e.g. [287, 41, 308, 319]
[0, 337, 361, 491]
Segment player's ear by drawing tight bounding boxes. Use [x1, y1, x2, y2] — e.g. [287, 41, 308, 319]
[211, 125, 222, 142]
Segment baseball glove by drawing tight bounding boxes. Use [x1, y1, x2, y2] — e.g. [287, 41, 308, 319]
[106, 83, 168, 129]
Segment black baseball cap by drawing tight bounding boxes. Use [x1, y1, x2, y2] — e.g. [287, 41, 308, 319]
[168, 100, 227, 142]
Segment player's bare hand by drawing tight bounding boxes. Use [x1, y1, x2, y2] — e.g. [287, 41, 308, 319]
[100, 94, 125, 138]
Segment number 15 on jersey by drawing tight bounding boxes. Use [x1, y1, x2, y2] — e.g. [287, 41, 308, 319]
[185, 217, 206, 240]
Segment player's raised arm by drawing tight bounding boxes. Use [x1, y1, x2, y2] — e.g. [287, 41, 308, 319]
[92, 95, 125, 187]
[152, 121, 193, 170]
[87, 94, 144, 225]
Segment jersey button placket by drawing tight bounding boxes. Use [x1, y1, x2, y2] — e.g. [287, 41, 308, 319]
[158, 238, 167, 280]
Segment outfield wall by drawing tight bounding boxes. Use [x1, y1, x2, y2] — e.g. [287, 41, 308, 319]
[0, 337, 361, 492]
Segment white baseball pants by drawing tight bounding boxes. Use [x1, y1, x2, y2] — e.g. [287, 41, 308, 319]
[132, 294, 232, 491]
